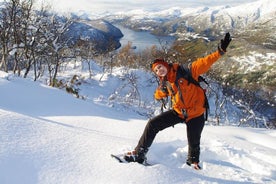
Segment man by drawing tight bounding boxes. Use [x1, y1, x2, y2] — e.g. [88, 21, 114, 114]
[124, 33, 232, 169]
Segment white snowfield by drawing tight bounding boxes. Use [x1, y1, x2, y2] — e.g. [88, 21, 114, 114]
[0, 72, 275, 184]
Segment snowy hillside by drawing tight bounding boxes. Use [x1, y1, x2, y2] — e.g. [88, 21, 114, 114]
[0, 67, 276, 184]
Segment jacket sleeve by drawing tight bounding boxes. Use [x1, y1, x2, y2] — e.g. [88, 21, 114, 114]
[190, 50, 222, 79]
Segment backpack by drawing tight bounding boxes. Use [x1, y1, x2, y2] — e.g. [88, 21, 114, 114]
[175, 64, 210, 121]
[160, 64, 209, 121]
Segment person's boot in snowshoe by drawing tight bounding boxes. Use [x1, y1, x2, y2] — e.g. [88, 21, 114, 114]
[124, 147, 148, 164]
[186, 159, 202, 170]
[186, 147, 201, 170]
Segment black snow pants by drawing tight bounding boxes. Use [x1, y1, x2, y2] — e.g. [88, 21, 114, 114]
[135, 109, 205, 163]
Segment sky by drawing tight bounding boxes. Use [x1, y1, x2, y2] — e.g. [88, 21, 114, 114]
[37, 0, 260, 14]
[0, 60, 276, 183]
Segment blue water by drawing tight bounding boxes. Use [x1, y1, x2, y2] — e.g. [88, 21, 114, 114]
[116, 25, 175, 52]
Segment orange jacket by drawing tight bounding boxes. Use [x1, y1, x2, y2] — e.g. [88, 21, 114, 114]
[154, 50, 222, 121]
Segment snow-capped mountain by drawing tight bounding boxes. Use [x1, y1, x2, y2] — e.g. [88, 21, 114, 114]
[101, 0, 275, 38]
[62, 0, 275, 51]
[64, 20, 123, 51]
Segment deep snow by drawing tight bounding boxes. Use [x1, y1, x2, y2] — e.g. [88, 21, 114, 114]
[0, 66, 275, 184]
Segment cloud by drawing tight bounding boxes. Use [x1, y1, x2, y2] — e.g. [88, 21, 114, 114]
[36, 0, 260, 14]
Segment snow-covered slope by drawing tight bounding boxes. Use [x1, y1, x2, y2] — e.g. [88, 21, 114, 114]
[0, 70, 275, 184]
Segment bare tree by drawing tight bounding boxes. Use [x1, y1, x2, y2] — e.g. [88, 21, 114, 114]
[73, 39, 98, 78]
[34, 13, 73, 86]
[0, 0, 14, 72]
[10, 0, 23, 75]
[117, 41, 136, 67]
[19, 0, 37, 78]
[207, 82, 227, 125]
[27, 3, 52, 80]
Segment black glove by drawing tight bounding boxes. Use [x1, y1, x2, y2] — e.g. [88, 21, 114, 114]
[219, 32, 232, 53]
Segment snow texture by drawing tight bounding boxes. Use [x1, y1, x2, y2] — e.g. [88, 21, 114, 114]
[0, 65, 275, 184]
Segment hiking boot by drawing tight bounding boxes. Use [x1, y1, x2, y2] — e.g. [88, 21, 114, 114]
[186, 160, 201, 170]
[124, 148, 148, 164]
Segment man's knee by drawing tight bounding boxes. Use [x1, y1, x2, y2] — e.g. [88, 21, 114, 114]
[145, 119, 160, 134]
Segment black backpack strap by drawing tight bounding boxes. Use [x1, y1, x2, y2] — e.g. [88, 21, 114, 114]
[176, 65, 200, 86]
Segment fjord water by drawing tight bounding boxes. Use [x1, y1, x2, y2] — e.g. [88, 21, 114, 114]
[117, 25, 175, 52]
